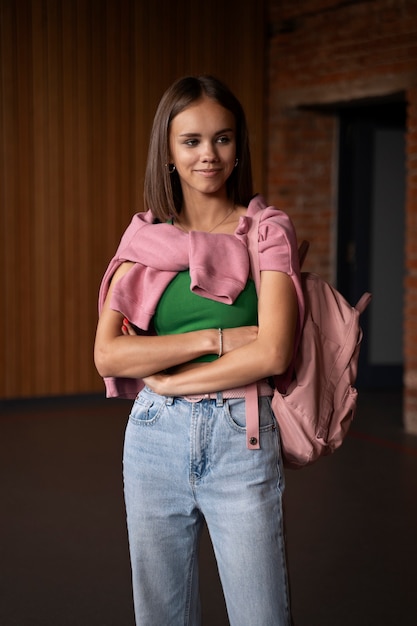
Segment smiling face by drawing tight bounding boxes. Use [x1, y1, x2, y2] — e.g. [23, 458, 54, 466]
[168, 96, 237, 203]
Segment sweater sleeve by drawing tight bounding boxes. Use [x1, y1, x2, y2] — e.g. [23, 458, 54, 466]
[257, 207, 301, 276]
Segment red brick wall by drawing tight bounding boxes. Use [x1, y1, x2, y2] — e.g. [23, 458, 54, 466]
[267, 106, 337, 280]
[266, 0, 417, 432]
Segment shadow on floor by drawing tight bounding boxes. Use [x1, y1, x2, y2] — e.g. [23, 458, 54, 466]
[1, 390, 416, 625]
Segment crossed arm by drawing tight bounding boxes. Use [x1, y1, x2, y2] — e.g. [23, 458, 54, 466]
[94, 261, 298, 396]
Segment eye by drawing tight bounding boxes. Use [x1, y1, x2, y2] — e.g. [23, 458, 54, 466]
[217, 135, 231, 144]
[184, 138, 199, 147]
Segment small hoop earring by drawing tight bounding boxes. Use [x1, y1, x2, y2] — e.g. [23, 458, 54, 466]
[165, 163, 176, 174]
[234, 158, 239, 168]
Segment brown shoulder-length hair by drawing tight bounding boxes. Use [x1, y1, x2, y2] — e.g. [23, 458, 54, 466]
[143, 75, 254, 221]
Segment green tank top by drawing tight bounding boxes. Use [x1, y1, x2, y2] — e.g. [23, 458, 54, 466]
[153, 270, 258, 362]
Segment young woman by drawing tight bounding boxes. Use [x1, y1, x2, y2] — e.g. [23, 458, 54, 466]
[94, 75, 304, 626]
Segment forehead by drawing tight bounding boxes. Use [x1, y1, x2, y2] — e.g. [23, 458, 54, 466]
[170, 97, 235, 133]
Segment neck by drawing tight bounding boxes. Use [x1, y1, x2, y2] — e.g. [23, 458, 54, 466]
[176, 196, 236, 233]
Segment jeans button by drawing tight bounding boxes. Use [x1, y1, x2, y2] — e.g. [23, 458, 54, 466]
[249, 437, 258, 445]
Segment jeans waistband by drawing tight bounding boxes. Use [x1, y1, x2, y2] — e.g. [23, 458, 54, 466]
[180, 381, 273, 403]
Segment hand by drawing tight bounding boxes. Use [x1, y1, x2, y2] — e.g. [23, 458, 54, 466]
[222, 326, 258, 354]
[142, 372, 174, 396]
[121, 318, 138, 336]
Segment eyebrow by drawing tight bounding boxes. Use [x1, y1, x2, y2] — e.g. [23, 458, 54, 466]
[178, 128, 234, 137]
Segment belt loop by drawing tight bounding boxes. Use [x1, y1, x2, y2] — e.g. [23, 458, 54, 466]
[165, 396, 174, 406]
[216, 392, 224, 407]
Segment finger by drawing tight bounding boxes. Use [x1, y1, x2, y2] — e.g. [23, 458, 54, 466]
[122, 317, 138, 336]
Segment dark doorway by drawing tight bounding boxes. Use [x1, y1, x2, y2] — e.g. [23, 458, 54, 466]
[337, 98, 406, 389]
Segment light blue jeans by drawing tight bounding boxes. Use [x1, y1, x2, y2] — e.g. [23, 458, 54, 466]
[123, 386, 291, 626]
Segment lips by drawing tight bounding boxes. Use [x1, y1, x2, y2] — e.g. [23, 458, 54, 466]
[196, 169, 221, 175]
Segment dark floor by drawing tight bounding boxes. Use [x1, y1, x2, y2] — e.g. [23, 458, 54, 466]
[1, 390, 416, 626]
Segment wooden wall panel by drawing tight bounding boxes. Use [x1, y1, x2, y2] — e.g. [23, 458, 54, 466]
[0, 0, 265, 398]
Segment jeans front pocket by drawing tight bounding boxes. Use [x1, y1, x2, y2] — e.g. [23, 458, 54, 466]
[225, 397, 276, 432]
[129, 387, 167, 426]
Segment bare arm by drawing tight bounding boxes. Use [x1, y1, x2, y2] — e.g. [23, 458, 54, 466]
[143, 270, 298, 396]
[94, 262, 258, 378]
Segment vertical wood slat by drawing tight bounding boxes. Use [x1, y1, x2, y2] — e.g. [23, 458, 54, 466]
[31, 0, 48, 396]
[0, 1, 19, 394]
[0, 0, 265, 399]
[61, 0, 76, 391]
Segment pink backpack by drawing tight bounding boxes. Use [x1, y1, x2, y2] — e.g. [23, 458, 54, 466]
[248, 210, 372, 469]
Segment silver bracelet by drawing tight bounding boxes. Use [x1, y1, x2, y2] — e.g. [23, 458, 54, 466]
[218, 328, 223, 358]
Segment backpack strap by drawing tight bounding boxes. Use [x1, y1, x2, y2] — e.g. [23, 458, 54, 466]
[245, 210, 264, 448]
[247, 210, 262, 292]
[355, 291, 372, 314]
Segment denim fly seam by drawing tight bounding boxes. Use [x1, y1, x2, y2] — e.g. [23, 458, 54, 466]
[189, 399, 215, 489]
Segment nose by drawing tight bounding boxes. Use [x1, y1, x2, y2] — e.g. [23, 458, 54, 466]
[200, 141, 219, 162]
